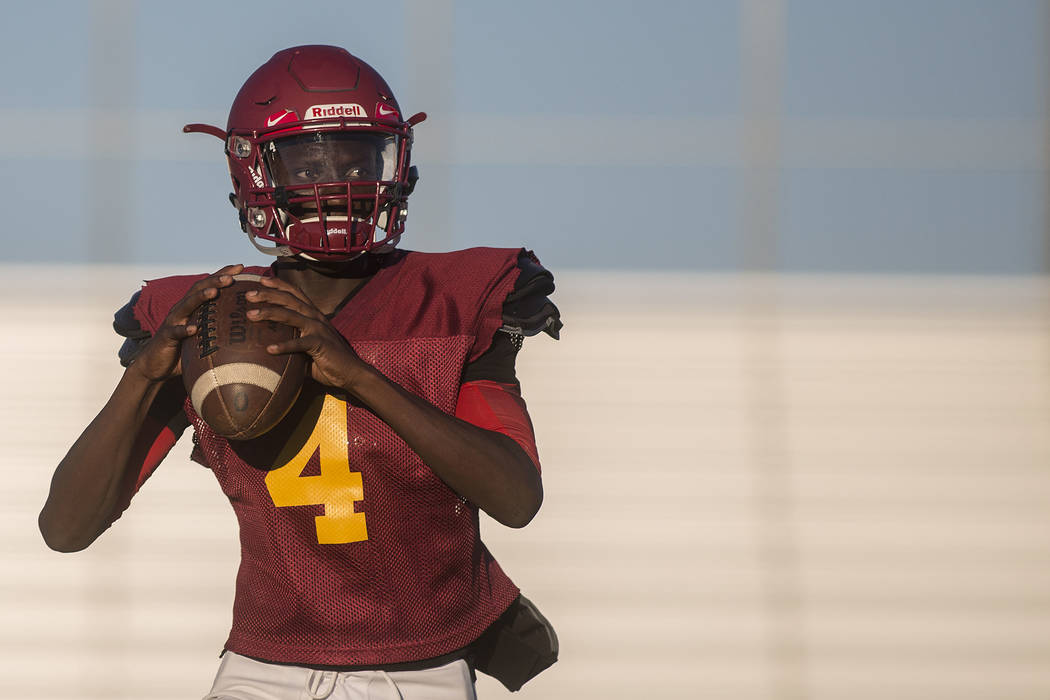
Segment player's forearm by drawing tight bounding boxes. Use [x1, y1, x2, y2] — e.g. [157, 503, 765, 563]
[39, 368, 165, 552]
[345, 366, 543, 528]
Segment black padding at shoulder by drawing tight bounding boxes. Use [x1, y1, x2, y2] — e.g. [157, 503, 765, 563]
[502, 252, 562, 340]
[113, 291, 148, 339]
[462, 331, 520, 385]
[114, 290, 151, 367]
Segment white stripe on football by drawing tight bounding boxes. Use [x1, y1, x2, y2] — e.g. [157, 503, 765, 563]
[189, 362, 283, 417]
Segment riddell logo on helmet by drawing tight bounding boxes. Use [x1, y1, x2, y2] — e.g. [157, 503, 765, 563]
[306, 104, 366, 120]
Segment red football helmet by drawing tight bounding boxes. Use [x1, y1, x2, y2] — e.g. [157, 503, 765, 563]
[185, 45, 426, 260]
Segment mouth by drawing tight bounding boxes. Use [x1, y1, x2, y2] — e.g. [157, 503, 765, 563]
[281, 185, 381, 224]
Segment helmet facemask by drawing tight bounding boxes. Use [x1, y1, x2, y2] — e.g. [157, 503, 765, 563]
[229, 128, 413, 261]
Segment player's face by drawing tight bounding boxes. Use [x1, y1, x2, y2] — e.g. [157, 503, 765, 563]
[264, 132, 395, 222]
[266, 133, 389, 186]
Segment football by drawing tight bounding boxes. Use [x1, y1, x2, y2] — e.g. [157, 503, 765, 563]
[180, 274, 307, 440]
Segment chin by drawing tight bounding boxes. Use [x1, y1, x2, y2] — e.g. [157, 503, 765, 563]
[281, 252, 376, 277]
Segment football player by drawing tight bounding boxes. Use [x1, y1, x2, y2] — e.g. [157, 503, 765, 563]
[39, 45, 559, 699]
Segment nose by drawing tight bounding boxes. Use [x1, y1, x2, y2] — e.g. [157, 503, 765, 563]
[308, 164, 342, 183]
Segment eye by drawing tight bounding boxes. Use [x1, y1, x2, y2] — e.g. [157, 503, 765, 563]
[345, 166, 368, 180]
[293, 168, 315, 181]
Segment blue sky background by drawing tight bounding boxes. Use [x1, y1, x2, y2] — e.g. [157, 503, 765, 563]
[1, 0, 1047, 272]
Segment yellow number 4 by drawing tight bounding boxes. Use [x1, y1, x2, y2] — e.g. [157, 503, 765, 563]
[264, 394, 368, 544]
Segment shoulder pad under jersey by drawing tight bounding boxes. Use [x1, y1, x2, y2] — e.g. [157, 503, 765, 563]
[500, 252, 562, 341]
[113, 290, 151, 368]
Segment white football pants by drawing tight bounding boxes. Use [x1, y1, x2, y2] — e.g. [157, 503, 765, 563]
[203, 651, 477, 700]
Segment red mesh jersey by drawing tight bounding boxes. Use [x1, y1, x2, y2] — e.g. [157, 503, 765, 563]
[131, 248, 531, 666]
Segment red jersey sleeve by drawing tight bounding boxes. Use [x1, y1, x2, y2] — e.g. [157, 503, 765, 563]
[455, 380, 541, 471]
[107, 379, 189, 524]
[109, 292, 191, 524]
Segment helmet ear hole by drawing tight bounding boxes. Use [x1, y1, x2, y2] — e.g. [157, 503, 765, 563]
[273, 187, 289, 210]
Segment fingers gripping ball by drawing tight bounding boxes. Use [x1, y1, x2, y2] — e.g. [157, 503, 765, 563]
[180, 275, 308, 440]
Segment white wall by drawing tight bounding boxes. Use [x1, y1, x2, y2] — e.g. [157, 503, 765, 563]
[5, 266, 1050, 699]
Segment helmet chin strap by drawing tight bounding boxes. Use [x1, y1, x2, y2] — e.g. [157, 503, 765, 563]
[246, 230, 294, 257]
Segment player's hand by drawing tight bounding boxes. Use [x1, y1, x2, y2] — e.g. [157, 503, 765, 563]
[128, 264, 244, 383]
[244, 277, 371, 390]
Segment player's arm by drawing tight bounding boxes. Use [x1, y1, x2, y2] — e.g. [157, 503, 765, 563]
[346, 361, 543, 528]
[415, 262, 557, 523]
[456, 333, 542, 472]
[39, 373, 184, 552]
[38, 266, 242, 552]
[246, 270, 559, 528]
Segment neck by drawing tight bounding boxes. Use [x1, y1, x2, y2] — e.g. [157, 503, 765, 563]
[271, 254, 379, 315]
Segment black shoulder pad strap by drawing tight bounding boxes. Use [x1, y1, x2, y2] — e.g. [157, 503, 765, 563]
[114, 290, 151, 368]
[501, 253, 562, 340]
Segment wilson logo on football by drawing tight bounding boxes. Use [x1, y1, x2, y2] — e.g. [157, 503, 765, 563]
[305, 103, 366, 120]
[265, 109, 299, 127]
